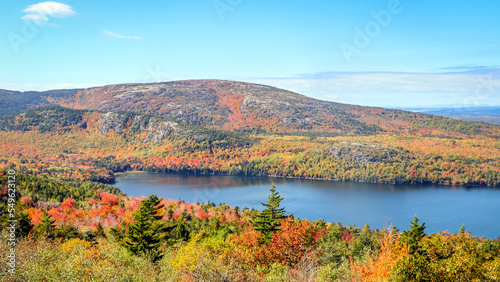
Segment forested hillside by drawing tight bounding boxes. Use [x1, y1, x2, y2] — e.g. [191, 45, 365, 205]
[0, 89, 79, 116]
[1, 106, 500, 186]
[0, 106, 251, 145]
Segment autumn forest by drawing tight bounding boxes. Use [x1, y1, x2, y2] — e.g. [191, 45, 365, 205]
[1, 80, 500, 281]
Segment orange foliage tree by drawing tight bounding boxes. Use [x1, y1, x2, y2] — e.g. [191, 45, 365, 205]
[350, 229, 408, 281]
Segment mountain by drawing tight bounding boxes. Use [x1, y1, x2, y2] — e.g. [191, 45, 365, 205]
[2, 80, 499, 138]
[2, 81, 500, 187]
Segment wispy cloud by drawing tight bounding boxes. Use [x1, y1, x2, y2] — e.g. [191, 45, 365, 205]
[21, 14, 49, 25]
[438, 65, 499, 74]
[102, 30, 143, 40]
[21, 1, 75, 26]
[244, 67, 500, 107]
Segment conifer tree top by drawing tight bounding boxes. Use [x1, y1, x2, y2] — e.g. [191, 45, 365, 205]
[254, 183, 286, 243]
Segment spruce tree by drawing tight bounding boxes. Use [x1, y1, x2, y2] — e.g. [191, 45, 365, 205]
[38, 210, 56, 239]
[55, 223, 81, 240]
[254, 183, 286, 243]
[82, 229, 96, 243]
[399, 216, 431, 280]
[171, 217, 190, 241]
[122, 195, 165, 262]
[15, 211, 33, 238]
[96, 222, 106, 238]
[402, 215, 426, 254]
[459, 223, 466, 234]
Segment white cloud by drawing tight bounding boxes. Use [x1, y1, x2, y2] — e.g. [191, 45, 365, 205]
[21, 1, 75, 25]
[21, 14, 49, 25]
[22, 2, 76, 18]
[102, 30, 143, 40]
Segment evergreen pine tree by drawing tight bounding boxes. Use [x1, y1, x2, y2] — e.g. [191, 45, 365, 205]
[254, 183, 286, 243]
[82, 229, 96, 243]
[109, 226, 124, 241]
[459, 223, 466, 234]
[122, 195, 165, 262]
[402, 215, 426, 254]
[15, 211, 33, 238]
[399, 216, 431, 280]
[55, 223, 81, 240]
[38, 210, 56, 239]
[96, 222, 106, 238]
[171, 216, 190, 241]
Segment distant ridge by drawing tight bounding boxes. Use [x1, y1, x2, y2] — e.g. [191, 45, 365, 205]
[403, 106, 500, 125]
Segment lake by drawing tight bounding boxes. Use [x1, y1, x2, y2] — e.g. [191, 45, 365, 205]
[114, 172, 500, 239]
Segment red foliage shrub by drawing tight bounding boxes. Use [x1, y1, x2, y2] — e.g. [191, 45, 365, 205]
[60, 196, 76, 210]
[99, 192, 119, 206]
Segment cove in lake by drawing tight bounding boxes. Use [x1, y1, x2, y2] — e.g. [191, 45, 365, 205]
[114, 172, 500, 239]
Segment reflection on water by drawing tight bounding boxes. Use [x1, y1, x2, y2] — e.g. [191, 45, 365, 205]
[141, 174, 282, 188]
[115, 172, 500, 239]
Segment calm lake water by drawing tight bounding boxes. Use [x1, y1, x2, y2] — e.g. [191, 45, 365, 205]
[115, 172, 500, 239]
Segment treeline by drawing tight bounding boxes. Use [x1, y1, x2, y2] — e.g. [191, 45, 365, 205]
[0, 170, 122, 203]
[230, 149, 500, 186]
[80, 146, 500, 186]
[4, 135, 500, 186]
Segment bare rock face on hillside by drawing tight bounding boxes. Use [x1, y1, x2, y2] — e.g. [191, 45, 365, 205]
[329, 142, 403, 164]
[97, 112, 128, 135]
[142, 120, 209, 143]
[143, 121, 180, 143]
[96, 111, 209, 144]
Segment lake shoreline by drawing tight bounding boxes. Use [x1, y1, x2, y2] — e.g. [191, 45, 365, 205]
[114, 172, 500, 239]
[113, 170, 495, 189]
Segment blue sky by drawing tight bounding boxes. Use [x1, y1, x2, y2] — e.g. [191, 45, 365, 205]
[1, 0, 500, 107]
